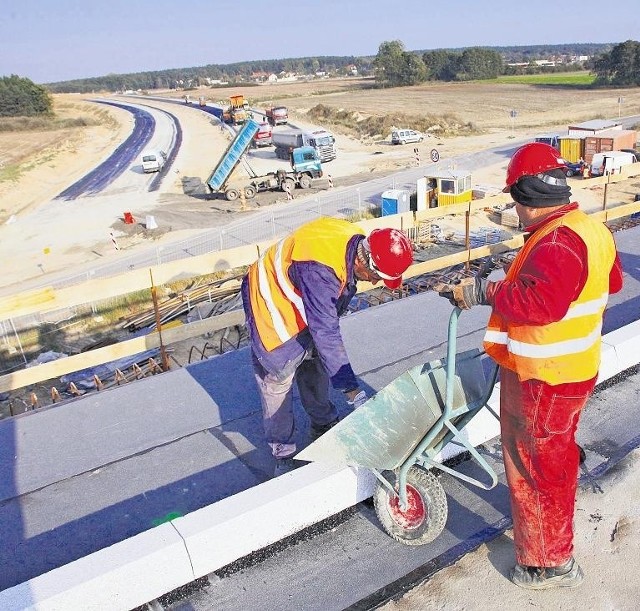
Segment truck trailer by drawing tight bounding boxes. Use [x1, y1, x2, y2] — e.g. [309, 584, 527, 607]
[206, 118, 323, 201]
[272, 128, 337, 162]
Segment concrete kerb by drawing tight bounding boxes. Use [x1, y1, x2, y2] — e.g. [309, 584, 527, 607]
[2, 323, 639, 610]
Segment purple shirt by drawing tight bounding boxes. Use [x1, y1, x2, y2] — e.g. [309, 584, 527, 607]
[242, 235, 362, 391]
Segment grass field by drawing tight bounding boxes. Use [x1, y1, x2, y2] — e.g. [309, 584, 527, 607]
[493, 71, 596, 86]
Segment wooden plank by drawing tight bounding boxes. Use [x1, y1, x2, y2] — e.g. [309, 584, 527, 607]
[2, 195, 636, 394]
[0, 241, 273, 320]
[0, 309, 246, 393]
[0, 191, 543, 321]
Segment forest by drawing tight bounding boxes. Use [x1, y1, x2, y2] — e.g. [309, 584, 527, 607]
[5, 42, 639, 105]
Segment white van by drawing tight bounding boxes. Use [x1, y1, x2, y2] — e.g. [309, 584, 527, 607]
[391, 129, 424, 145]
[590, 151, 636, 177]
[141, 150, 167, 173]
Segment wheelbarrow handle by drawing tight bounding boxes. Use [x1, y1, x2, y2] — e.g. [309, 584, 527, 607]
[444, 307, 462, 417]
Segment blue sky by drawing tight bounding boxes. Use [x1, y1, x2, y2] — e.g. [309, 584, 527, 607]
[1, 0, 638, 83]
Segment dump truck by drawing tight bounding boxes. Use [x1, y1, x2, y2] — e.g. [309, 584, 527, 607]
[206, 118, 323, 201]
[272, 128, 337, 162]
[222, 94, 248, 125]
[265, 106, 288, 126]
[252, 122, 273, 147]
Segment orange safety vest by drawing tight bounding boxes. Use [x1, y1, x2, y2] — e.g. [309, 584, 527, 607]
[483, 210, 616, 384]
[247, 217, 364, 352]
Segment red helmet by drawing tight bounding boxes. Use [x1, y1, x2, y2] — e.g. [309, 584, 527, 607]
[503, 142, 567, 192]
[367, 228, 413, 289]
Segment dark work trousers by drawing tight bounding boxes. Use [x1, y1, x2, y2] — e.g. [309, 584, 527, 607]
[499, 367, 595, 567]
[251, 349, 338, 458]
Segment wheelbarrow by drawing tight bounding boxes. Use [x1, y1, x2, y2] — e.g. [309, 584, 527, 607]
[296, 307, 500, 546]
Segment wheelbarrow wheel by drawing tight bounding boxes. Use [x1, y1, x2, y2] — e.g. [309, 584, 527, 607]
[373, 466, 447, 546]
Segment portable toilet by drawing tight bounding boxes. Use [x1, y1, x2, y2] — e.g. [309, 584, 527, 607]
[558, 136, 585, 163]
[381, 189, 410, 216]
[417, 169, 472, 208]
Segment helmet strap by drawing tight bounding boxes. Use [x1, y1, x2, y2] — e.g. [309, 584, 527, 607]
[356, 239, 370, 267]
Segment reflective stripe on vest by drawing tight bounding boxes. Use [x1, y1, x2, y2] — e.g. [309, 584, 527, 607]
[248, 218, 363, 352]
[483, 210, 615, 383]
[484, 317, 602, 359]
[256, 238, 308, 345]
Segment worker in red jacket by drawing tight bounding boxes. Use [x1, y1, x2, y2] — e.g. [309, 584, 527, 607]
[242, 217, 413, 477]
[437, 142, 623, 590]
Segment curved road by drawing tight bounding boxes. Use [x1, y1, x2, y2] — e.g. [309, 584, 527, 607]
[54, 100, 180, 200]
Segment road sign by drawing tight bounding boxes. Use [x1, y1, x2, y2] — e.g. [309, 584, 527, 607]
[430, 149, 440, 163]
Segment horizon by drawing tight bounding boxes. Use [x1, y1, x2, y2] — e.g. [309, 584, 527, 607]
[41, 42, 611, 86]
[1, 0, 638, 84]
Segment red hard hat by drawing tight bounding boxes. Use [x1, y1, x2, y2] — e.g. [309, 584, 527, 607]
[367, 228, 413, 289]
[503, 142, 568, 192]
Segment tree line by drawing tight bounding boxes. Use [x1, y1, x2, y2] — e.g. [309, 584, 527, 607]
[24, 42, 611, 94]
[373, 40, 640, 87]
[0, 75, 52, 117]
[2, 42, 638, 117]
[43, 56, 372, 94]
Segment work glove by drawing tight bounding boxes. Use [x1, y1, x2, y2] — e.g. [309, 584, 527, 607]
[347, 389, 368, 409]
[435, 277, 490, 310]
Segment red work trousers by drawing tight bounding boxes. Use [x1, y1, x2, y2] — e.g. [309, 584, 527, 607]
[499, 367, 595, 567]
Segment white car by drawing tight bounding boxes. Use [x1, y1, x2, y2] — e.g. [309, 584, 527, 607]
[391, 129, 424, 145]
[141, 150, 167, 173]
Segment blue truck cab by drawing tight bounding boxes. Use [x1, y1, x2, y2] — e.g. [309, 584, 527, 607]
[291, 146, 323, 177]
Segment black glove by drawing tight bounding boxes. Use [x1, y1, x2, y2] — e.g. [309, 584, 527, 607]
[435, 277, 490, 310]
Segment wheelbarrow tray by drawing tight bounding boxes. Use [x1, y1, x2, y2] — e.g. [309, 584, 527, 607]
[296, 348, 488, 470]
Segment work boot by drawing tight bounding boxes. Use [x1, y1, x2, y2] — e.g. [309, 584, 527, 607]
[510, 557, 584, 590]
[273, 455, 300, 478]
[308, 418, 339, 444]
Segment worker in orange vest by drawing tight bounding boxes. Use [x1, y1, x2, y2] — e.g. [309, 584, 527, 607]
[436, 142, 623, 590]
[242, 218, 413, 477]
